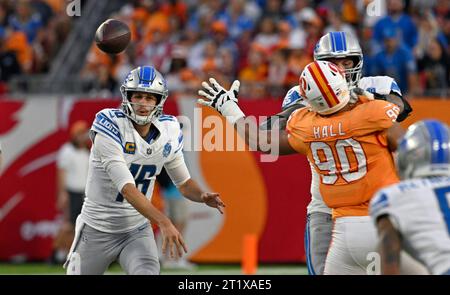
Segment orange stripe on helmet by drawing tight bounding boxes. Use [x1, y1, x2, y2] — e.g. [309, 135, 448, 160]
[308, 62, 340, 107]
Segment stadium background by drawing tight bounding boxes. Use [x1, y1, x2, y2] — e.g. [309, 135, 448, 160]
[0, 0, 449, 274]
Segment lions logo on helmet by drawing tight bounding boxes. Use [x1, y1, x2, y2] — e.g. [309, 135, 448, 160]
[300, 61, 350, 115]
[120, 66, 169, 125]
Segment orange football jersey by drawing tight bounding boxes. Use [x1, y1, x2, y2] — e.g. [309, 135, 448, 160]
[286, 99, 400, 218]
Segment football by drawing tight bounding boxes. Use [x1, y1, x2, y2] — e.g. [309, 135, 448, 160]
[95, 19, 131, 54]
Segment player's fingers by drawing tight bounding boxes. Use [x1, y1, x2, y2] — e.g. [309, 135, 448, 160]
[162, 238, 167, 255]
[175, 240, 184, 258]
[216, 197, 226, 207]
[169, 238, 176, 259]
[209, 78, 221, 92]
[178, 235, 188, 254]
[208, 193, 224, 205]
[230, 80, 240, 92]
[197, 98, 212, 107]
[217, 204, 224, 214]
[201, 81, 216, 95]
[198, 90, 214, 100]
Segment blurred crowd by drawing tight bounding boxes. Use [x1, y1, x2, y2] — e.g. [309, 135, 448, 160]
[1, 0, 449, 99]
[0, 0, 73, 93]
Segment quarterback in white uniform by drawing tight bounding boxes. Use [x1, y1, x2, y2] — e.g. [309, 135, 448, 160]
[261, 31, 418, 275]
[64, 66, 225, 275]
[370, 120, 450, 275]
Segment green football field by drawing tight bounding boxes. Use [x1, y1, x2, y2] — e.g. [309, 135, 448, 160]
[0, 263, 308, 275]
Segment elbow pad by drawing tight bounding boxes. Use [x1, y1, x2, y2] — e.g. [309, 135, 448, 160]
[395, 96, 412, 122]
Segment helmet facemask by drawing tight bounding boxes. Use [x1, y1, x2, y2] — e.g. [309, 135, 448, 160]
[119, 66, 169, 126]
[313, 32, 364, 88]
[340, 55, 363, 88]
[121, 89, 164, 125]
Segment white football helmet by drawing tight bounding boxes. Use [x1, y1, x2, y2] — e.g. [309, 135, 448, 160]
[120, 66, 169, 125]
[299, 61, 350, 115]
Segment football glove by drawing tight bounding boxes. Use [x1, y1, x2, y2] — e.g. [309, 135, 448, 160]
[197, 78, 245, 124]
[349, 87, 374, 103]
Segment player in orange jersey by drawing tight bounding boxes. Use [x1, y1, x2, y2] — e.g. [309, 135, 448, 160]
[198, 60, 402, 274]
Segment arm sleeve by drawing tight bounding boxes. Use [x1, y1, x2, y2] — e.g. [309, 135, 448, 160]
[164, 151, 191, 187]
[94, 133, 135, 192]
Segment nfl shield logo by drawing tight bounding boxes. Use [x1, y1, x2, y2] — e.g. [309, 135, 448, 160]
[163, 142, 172, 157]
[146, 148, 152, 155]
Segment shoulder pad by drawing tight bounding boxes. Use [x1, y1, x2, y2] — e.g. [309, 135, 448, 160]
[282, 86, 303, 110]
[91, 109, 123, 146]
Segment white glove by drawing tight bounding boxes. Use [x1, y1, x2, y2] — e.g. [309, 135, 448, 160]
[349, 87, 374, 103]
[197, 78, 245, 124]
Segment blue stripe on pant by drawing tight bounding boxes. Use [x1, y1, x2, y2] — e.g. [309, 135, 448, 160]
[304, 215, 317, 275]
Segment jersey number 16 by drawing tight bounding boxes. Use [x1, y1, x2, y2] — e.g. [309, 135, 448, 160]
[116, 164, 157, 202]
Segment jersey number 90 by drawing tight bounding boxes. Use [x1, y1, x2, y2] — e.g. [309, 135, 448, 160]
[311, 138, 367, 184]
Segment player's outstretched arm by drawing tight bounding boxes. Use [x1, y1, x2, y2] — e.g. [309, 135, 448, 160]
[121, 183, 188, 258]
[260, 103, 305, 131]
[197, 78, 297, 155]
[178, 179, 225, 214]
[376, 215, 402, 275]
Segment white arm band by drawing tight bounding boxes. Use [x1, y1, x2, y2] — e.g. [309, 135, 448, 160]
[221, 100, 245, 125]
[164, 152, 191, 187]
[94, 133, 135, 192]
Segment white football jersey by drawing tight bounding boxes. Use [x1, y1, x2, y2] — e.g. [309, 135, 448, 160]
[81, 108, 184, 233]
[370, 176, 450, 275]
[282, 76, 403, 215]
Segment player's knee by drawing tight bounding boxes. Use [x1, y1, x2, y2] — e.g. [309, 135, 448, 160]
[127, 257, 160, 275]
